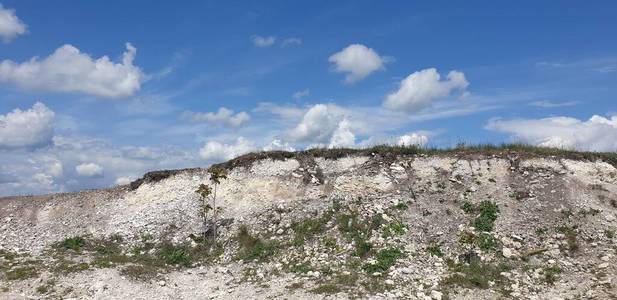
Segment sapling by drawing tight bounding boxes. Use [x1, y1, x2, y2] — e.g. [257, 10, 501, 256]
[195, 167, 228, 241]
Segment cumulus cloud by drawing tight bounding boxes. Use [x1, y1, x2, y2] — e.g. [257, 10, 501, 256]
[289, 104, 347, 143]
[384, 68, 469, 113]
[486, 115, 617, 152]
[75, 162, 104, 177]
[0, 43, 143, 98]
[182, 107, 250, 128]
[252, 35, 276, 47]
[328, 44, 390, 83]
[0, 4, 26, 42]
[199, 137, 256, 162]
[397, 132, 429, 147]
[0, 102, 55, 149]
[263, 139, 295, 152]
[115, 176, 136, 186]
[329, 119, 355, 148]
[292, 89, 310, 100]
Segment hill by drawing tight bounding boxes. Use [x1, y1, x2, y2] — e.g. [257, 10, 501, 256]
[1, 146, 616, 299]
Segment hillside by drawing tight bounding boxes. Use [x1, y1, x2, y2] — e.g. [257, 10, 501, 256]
[1, 146, 616, 299]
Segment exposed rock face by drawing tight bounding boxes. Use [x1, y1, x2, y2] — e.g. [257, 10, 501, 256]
[0, 152, 616, 299]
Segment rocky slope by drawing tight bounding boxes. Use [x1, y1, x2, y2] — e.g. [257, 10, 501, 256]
[1, 148, 616, 299]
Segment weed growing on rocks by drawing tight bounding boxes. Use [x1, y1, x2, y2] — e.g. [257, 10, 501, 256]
[363, 248, 405, 274]
[236, 225, 276, 261]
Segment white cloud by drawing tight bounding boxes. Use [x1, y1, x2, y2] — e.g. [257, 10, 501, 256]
[397, 132, 429, 147]
[263, 139, 295, 152]
[282, 37, 302, 46]
[486, 115, 617, 152]
[0, 43, 143, 98]
[289, 104, 346, 143]
[384, 68, 469, 113]
[252, 35, 276, 47]
[75, 162, 104, 177]
[199, 137, 256, 162]
[530, 100, 579, 108]
[0, 102, 55, 149]
[329, 119, 355, 148]
[328, 44, 390, 83]
[182, 107, 250, 128]
[292, 89, 310, 100]
[0, 4, 26, 42]
[115, 176, 136, 186]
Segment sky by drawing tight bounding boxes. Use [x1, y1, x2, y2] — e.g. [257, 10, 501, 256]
[0, 1, 616, 196]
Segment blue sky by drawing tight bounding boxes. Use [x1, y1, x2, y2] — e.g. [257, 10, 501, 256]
[0, 1, 616, 196]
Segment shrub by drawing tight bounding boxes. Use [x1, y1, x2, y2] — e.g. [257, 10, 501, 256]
[363, 248, 405, 274]
[473, 201, 499, 232]
[62, 237, 86, 251]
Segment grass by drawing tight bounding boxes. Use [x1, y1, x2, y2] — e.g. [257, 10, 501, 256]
[461, 201, 475, 213]
[159, 243, 191, 266]
[442, 260, 510, 289]
[473, 201, 500, 232]
[362, 248, 405, 274]
[556, 226, 579, 253]
[311, 283, 340, 294]
[543, 266, 562, 284]
[605, 229, 615, 239]
[460, 231, 498, 252]
[291, 210, 334, 246]
[5, 266, 38, 280]
[212, 143, 617, 172]
[61, 237, 86, 251]
[382, 220, 407, 238]
[236, 225, 276, 261]
[427, 243, 443, 257]
[392, 201, 409, 210]
[337, 211, 386, 257]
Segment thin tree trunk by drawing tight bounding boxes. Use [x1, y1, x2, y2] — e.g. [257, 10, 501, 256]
[203, 198, 208, 242]
[213, 184, 218, 239]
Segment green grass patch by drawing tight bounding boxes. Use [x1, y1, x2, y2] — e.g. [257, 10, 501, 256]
[311, 283, 340, 294]
[473, 201, 499, 232]
[427, 243, 443, 257]
[291, 210, 334, 246]
[363, 248, 405, 274]
[61, 237, 86, 251]
[442, 260, 510, 289]
[6, 266, 38, 280]
[236, 225, 276, 261]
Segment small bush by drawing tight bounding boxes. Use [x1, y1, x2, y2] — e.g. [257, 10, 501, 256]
[477, 234, 497, 251]
[473, 201, 499, 232]
[461, 201, 475, 213]
[393, 202, 409, 210]
[382, 220, 407, 238]
[363, 248, 405, 274]
[62, 237, 86, 251]
[159, 244, 191, 266]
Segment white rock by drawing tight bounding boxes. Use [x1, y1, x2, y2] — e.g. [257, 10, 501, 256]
[430, 290, 443, 300]
[502, 247, 514, 258]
